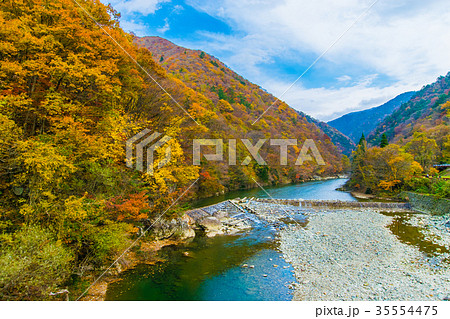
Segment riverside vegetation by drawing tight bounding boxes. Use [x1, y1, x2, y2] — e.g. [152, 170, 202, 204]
[346, 73, 450, 199]
[347, 101, 450, 198]
[0, 0, 346, 300]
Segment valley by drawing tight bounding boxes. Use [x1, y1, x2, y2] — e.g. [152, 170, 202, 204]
[0, 0, 449, 304]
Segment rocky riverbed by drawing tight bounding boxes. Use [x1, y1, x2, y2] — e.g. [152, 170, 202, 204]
[406, 213, 450, 250]
[186, 200, 253, 237]
[95, 191, 450, 301]
[279, 210, 450, 301]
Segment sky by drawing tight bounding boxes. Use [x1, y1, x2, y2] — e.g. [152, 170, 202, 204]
[107, 0, 450, 121]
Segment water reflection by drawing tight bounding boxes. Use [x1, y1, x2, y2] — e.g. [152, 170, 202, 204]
[385, 213, 449, 264]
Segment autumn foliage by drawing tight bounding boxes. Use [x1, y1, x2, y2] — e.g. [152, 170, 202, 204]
[0, 0, 348, 300]
[349, 91, 450, 198]
[107, 192, 149, 221]
[0, 0, 200, 299]
[136, 36, 347, 193]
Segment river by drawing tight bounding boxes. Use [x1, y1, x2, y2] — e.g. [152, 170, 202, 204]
[192, 178, 355, 208]
[105, 178, 355, 300]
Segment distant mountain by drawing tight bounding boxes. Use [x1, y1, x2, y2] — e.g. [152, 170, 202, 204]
[328, 91, 415, 143]
[299, 112, 355, 156]
[369, 73, 450, 146]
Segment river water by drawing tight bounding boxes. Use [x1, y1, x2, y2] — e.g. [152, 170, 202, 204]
[192, 178, 355, 208]
[105, 178, 354, 300]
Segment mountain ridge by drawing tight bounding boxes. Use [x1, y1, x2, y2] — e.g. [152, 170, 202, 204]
[135, 35, 346, 184]
[299, 112, 355, 156]
[368, 72, 450, 147]
[328, 91, 415, 143]
[138, 36, 356, 156]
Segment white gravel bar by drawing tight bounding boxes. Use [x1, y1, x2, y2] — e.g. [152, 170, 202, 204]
[279, 210, 450, 301]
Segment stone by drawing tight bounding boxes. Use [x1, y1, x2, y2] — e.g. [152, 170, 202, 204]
[198, 216, 222, 232]
[181, 214, 196, 225]
[213, 210, 229, 221]
[150, 216, 195, 240]
[179, 227, 195, 240]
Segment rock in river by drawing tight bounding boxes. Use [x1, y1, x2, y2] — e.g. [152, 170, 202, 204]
[198, 216, 224, 237]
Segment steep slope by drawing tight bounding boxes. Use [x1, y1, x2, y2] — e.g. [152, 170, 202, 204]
[0, 0, 209, 299]
[348, 73, 450, 198]
[299, 112, 355, 156]
[0, 0, 347, 299]
[328, 92, 415, 143]
[369, 73, 450, 146]
[135, 36, 345, 187]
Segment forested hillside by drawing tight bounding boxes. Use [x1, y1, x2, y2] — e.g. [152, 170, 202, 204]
[300, 112, 355, 156]
[328, 91, 415, 143]
[348, 74, 450, 198]
[0, 0, 345, 300]
[369, 73, 450, 147]
[135, 36, 345, 184]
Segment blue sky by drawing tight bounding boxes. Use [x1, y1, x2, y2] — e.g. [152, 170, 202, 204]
[108, 0, 450, 121]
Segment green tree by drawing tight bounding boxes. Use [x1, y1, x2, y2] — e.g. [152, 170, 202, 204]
[443, 136, 450, 162]
[217, 87, 227, 101]
[380, 133, 389, 148]
[349, 143, 367, 191]
[358, 133, 367, 152]
[253, 163, 269, 183]
[341, 155, 351, 173]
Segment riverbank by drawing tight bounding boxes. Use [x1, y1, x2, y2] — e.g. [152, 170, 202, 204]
[350, 191, 403, 202]
[79, 200, 254, 300]
[280, 210, 450, 300]
[79, 238, 183, 300]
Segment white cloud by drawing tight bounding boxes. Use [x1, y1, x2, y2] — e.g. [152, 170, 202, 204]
[157, 18, 170, 34]
[119, 19, 149, 36]
[186, 0, 450, 117]
[172, 5, 184, 14]
[176, 30, 286, 82]
[265, 77, 418, 121]
[110, 0, 170, 15]
[337, 75, 352, 82]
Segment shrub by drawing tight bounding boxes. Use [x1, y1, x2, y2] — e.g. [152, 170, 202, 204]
[85, 222, 132, 266]
[0, 225, 73, 300]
